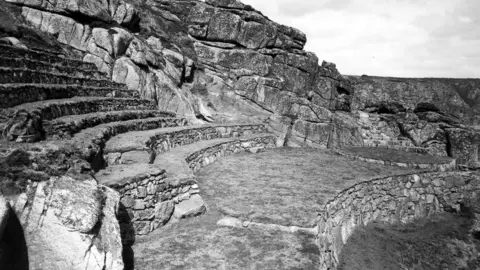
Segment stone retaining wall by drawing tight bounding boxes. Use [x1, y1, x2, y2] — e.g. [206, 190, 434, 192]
[114, 169, 199, 239]
[187, 135, 277, 172]
[147, 124, 267, 155]
[334, 149, 457, 171]
[317, 171, 480, 269]
[113, 135, 277, 238]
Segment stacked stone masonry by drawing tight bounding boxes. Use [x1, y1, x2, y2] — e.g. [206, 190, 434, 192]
[333, 149, 457, 171]
[148, 124, 267, 155]
[317, 171, 480, 269]
[107, 134, 277, 237]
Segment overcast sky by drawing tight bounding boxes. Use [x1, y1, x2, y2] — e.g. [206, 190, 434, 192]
[241, 0, 480, 78]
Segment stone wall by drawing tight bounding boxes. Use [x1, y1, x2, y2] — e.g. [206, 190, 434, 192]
[187, 135, 277, 172]
[111, 134, 277, 238]
[317, 171, 480, 269]
[333, 149, 457, 171]
[113, 169, 199, 238]
[147, 124, 267, 154]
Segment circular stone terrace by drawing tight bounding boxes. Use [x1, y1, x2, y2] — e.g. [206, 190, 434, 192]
[132, 147, 464, 270]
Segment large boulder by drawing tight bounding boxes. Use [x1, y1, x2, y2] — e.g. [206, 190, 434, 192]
[10, 176, 124, 270]
[446, 128, 480, 167]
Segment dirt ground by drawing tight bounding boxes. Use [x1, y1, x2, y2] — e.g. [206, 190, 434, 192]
[338, 212, 480, 270]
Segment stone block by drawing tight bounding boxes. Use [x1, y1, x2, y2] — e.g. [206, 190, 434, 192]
[173, 195, 206, 219]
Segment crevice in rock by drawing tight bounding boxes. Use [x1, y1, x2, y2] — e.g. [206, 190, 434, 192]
[0, 208, 29, 270]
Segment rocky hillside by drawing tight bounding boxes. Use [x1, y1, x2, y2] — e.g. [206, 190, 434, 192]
[349, 75, 480, 125]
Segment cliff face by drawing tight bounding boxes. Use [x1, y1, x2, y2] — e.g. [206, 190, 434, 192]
[4, 0, 363, 148]
[349, 75, 480, 125]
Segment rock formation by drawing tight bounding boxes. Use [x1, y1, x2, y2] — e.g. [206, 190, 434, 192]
[9, 176, 124, 270]
[0, 0, 479, 268]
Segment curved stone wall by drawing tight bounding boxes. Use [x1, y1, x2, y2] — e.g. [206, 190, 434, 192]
[317, 171, 480, 269]
[334, 149, 457, 171]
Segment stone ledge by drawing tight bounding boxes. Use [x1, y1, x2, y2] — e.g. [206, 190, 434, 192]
[71, 117, 187, 163]
[104, 123, 267, 165]
[0, 67, 125, 89]
[45, 110, 176, 139]
[0, 56, 106, 80]
[333, 149, 456, 172]
[0, 83, 139, 109]
[317, 171, 480, 269]
[2, 96, 157, 121]
[0, 43, 97, 70]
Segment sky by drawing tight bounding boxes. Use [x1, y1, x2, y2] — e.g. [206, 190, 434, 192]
[241, 0, 480, 78]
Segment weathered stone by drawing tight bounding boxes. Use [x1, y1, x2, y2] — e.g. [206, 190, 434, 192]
[10, 177, 123, 270]
[173, 194, 206, 219]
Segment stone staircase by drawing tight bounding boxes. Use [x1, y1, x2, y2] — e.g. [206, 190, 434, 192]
[0, 42, 279, 241]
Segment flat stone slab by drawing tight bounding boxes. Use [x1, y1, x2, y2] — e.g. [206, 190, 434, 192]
[95, 163, 165, 187]
[173, 194, 206, 219]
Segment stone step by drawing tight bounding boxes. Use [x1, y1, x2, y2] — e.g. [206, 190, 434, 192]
[95, 133, 276, 236]
[0, 56, 107, 80]
[70, 117, 188, 164]
[103, 123, 267, 165]
[45, 110, 177, 139]
[0, 43, 96, 70]
[1, 97, 157, 122]
[0, 83, 139, 108]
[0, 67, 125, 88]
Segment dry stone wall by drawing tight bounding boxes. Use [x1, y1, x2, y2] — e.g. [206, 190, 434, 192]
[317, 171, 480, 269]
[109, 134, 276, 238]
[147, 124, 267, 155]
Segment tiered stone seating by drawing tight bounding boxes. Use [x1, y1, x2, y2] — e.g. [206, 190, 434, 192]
[0, 43, 278, 240]
[95, 123, 277, 237]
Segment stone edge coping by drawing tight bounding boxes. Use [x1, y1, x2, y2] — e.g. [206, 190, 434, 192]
[46, 110, 177, 126]
[362, 143, 429, 154]
[7, 96, 156, 112]
[0, 67, 124, 86]
[333, 149, 456, 171]
[0, 56, 104, 73]
[0, 43, 94, 67]
[97, 134, 276, 188]
[104, 122, 267, 153]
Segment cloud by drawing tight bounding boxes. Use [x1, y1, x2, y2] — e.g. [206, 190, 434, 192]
[240, 0, 480, 78]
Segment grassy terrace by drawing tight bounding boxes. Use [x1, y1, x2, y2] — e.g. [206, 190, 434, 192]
[133, 148, 424, 269]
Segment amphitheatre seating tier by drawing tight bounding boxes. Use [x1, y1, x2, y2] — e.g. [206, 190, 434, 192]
[1, 97, 157, 122]
[104, 123, 268, 165]
[0, 84, 139, 108]
[0, 43, 97, 70]
[45, 110, 176, 139]
[0, 57, 106, 79]
[71, 117, 187, 162]
[336, 147, 456, 171]
[0, 67, 126, 88]
[95, 133, 277, 236]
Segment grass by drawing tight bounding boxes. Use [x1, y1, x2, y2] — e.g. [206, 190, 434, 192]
[338, 212, 480, 270]
[344, 147, 454, 164]
[133, 209, 320, 270]
[132, 148, 422, 269]
[195, 147, 420, 227]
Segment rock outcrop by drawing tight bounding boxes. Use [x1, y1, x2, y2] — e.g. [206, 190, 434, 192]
[9, 176, 124, 270]
[7, 0, 363, 148]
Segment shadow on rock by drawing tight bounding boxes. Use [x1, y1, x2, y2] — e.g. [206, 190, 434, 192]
[118, 202, 135, 270]
[0, 208, 29, 270]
